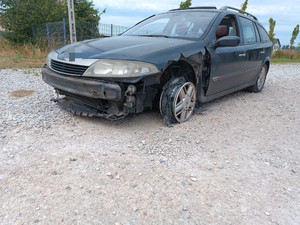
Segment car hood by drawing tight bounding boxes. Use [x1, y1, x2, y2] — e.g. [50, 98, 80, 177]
[55, 36, 205, 69]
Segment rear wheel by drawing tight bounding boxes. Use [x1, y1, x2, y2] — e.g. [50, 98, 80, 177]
[159, 77, 196, 126]
[248, 64, 268, 93]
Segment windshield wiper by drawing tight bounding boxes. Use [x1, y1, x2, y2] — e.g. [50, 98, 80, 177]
[139, 34, 169, 38]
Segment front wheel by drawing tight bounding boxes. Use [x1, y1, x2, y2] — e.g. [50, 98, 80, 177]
[159, 77, 196, 126]
[247, 64, 268, 93]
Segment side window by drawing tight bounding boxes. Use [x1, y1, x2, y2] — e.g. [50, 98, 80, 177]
[216, 15, 239, 39]
[253, 23, 261, 42]
[257, 25, 270, 42]
[239, 17, 256, 44]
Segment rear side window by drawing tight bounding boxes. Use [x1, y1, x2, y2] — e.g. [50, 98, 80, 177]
[257, 25, 270, 42]
[239, 17, 256, 44]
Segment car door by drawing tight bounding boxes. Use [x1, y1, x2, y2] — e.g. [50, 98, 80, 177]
[237, 16, 262, 84]
[206, 14, 247, 96]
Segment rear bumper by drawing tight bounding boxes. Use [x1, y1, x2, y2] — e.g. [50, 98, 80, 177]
[42, 67, 122, 101]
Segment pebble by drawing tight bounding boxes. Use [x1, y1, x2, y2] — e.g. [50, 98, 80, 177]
[133, 207, 138, 212]
[159, 157, 167, 163]
[191, 177, 198, 182]
[69, 158, 77, 161]
[182, 206, 188, 211]
[52, 171, 58, 175]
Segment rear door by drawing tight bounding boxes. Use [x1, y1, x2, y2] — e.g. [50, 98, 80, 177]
[237, 16, 262, 84]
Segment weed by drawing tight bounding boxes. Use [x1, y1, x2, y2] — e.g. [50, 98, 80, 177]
[0, 37, 48, 69]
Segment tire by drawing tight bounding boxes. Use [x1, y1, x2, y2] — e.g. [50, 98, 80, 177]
[247, 64, 268, 93]
[159, 77, 196, 126]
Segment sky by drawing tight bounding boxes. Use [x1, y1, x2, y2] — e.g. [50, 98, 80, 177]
[93, 0, 300, 46]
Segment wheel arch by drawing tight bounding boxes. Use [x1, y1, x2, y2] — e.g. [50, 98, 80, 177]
[263, 57, 270, 74]
[160, 53, 203, 88]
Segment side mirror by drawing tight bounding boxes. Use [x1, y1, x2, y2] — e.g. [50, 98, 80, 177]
[215, 36, 240, 47]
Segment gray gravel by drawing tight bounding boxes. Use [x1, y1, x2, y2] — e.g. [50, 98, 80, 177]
[0, 64, 299, 224]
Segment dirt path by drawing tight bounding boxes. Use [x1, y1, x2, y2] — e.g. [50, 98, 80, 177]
[0, 64, 299, 224]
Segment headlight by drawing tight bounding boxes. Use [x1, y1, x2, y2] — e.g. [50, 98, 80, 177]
[82, 59, 160, 78]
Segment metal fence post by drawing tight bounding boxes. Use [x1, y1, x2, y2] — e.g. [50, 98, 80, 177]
[32, 27, 35, 41]
[63, 18, 67, 45]
[46, 23, 50, 49]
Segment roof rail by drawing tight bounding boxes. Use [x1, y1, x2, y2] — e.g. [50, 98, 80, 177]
[220, 6, 257, 20]
[169, 6, 217, 11]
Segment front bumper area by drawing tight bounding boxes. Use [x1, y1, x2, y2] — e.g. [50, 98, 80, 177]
[42, 66, 161, 120]
[42, 67, 122, 101]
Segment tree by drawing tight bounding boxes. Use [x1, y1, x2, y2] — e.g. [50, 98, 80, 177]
[179, 0, 192, 9]
[0, 0, 105, 43]
[290, 24, 299, 49]
[241, 0, 248, 12]
[73, 0, 105, 41]
[0, 0, 66, 43]
[268, 18, 276, 42]
[74, 0, 104, 23]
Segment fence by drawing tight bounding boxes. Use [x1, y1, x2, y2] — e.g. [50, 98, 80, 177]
[99, 24, 129, 37]
[32, 20, 67, 49]
[32, 20, 129, 49]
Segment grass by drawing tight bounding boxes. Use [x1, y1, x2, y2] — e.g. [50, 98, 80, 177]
[0, 36, 48, 69]
[271, 49, 300, 64]
[271, 58, 300, 64]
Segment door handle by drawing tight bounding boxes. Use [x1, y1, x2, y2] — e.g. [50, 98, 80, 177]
[239, 53, 246, 57]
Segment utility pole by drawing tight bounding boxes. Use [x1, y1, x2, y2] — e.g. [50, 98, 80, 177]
[67, 0, 77, 43]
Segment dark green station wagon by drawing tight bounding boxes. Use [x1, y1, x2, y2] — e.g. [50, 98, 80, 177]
[42, 6, 272, 126]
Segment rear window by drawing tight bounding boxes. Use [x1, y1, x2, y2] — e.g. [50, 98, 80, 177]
[122, 11, 217, 39]
[239, 17, 257, 44]
[257, 25, 270, 42]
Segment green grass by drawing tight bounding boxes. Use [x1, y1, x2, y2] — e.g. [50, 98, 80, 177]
[271, 58, 300, 64]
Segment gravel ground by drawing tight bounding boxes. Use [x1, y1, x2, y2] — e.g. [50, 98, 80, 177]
[0, 64, 299, 225]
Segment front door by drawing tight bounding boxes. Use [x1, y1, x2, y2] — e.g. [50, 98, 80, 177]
[206, 14, 247, 96]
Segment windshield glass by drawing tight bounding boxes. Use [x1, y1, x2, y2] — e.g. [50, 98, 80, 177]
[122, 11, 217, 39]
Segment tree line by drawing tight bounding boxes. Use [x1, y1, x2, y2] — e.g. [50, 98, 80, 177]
[0, 0, 105, 43]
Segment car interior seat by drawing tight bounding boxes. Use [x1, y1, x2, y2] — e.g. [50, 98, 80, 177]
[216, 25, 229, 39]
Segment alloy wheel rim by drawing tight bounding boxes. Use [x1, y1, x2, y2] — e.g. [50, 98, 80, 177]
[173, 82, 196, 122]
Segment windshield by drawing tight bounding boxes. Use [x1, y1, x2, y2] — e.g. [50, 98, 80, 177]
[122, 11, 217, 39]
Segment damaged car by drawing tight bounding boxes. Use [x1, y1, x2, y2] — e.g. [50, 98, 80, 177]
[42, 6, 272, 126]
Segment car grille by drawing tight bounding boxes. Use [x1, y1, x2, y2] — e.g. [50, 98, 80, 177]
[50, 59, 88, 76]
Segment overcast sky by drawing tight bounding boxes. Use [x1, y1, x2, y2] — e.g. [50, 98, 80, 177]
[93, 0, 300, 45]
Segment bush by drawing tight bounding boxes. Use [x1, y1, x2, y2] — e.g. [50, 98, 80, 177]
[272, 49, 300, 59]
